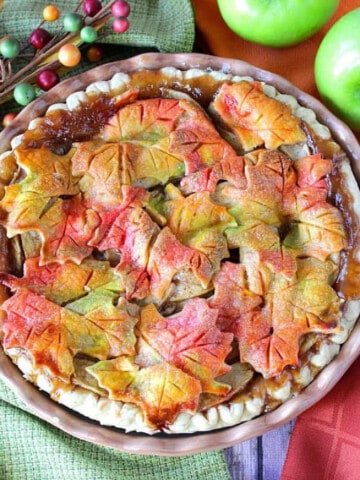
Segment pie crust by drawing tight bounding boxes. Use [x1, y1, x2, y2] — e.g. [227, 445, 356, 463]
[0, 53, 359, 438]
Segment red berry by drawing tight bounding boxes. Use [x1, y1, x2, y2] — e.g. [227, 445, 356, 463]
[83, 0, 102, 17]
[111, 1, 130, 18]
[113, 17, 129, 33]
[37, 69, 60, 91]
[29, 28, 52, 50]
[86, 45, 103, 62]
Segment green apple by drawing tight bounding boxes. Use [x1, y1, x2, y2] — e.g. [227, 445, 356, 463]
[315, 8, 360, 131]
[217, 0, 339, 47]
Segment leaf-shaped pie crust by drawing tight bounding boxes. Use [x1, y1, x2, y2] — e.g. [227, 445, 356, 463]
[1, 288, 137, 380]
[210, 81, 306, 151]
[102, 97, 236, 174]
[0, 71, 357, 434]
[87, 357, 202, 429]
[209, 261, 262, 332]
[138, 299, 233, 394]
[87, 298, 233, 428]
[1, 256, 125, 305]
[147, 227, 214, 300]
[237, 258, 340, 377]
[0, 147, 77, 236]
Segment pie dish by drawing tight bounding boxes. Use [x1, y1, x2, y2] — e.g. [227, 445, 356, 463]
[0, 53, 360, 453]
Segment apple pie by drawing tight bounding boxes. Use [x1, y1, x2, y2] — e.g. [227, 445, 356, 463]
[0, 63, 359, 434]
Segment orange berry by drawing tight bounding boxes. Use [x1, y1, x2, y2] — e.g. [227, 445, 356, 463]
[2, 112, 17, 128]
[43, 5, 60, 22]
[58, 44, 81, 67]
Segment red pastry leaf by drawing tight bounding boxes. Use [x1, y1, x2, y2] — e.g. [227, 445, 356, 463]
[1, 289, 75, 379]
[34, 184, 152, 268]
[284, 155, 347, 261]
[209, 262, 262, 332]
[138, 299, 233, 395]
[295, 154, 332, 191]
[147, 227, 213, 300]
[39, 195, 100, 264]
[97, 203, 160, 300]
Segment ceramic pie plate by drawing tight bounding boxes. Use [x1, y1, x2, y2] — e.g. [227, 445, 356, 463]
[0, 52, 360, 455]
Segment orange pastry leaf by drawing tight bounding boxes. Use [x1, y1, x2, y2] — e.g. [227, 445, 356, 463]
[72, 142, 124, 208]
[87, 298, 233, 428]
[1, 288, 138, 380]
[284, 202, 347, 261]
[215, 150, 297, 228]
[237, 258, 340, 377]
[0, 257, 124, 305]
[138, 299, 233, 395]
[0, 146, 77, 236]
[211, 81, 306, 151]
[180, 155, 247, 195]
[102, 97, 235, 174]
[73, 139, 185, 194]
[87, 358, 202, 429]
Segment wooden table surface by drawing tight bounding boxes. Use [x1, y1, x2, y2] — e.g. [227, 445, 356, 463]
[224, 420, 294, 479]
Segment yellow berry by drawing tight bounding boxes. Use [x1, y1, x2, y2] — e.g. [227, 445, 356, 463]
[58, 44, 81, 67]
[43, 5, 60, 22]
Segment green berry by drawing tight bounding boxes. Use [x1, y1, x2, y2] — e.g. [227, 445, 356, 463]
[63, 13, 83, 32]
[80, 26, 98, 43]
[14, 83, 36, 106]
[0, 37, 21, 59]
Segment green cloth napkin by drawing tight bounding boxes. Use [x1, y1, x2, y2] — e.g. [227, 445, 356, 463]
[0, 382, 230, 480]
[0, 0, 195, 54]
[0, 0, 195, 115]
[0, 1, 231, 479]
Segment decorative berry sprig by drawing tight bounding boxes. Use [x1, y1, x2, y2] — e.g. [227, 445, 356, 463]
[0, 1, 131, 125]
